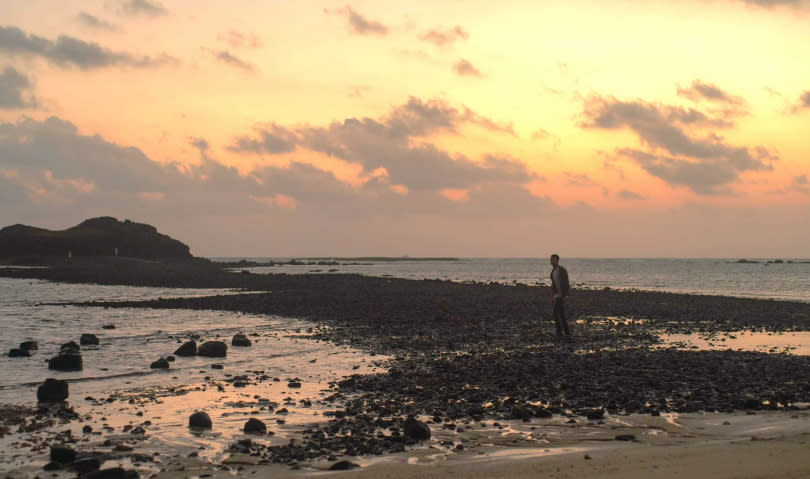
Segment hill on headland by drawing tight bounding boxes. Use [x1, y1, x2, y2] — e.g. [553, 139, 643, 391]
[0, 217, 192, 260]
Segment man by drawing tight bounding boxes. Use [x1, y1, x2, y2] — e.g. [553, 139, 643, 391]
[549, 254, 571, 338]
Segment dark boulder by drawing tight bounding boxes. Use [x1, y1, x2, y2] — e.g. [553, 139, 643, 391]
[73, 457, 102, 474]
[243, 418, 266, 435]
[50, 446, 76, 463]
[197, 341, 227, 357]
[102, 324, 116, 330]
[173, 340, 197, 357]
[38, 378, 69, 402]
[585, 408, 605, 420]
[231, 333, 252, 347]
[8, 348, 30, 357]
[189, 411, 212, 429]
[82, 467, 139, 479]
[19, 341, 38, 350]
[287, 381, 302, 388]
[403, 416, 431, 441]
[80, 334, 100, 346]
[49, 351, 83, 371]
[61, 341, 80, 352]
[150, 358, 170, 369]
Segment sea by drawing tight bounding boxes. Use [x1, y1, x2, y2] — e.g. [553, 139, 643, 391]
[1, 258, 809, 471]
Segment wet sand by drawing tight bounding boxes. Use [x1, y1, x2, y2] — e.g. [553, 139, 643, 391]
[2, 260, 810, 477]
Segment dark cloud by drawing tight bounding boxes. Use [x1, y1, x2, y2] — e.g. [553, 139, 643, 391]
[582, 95, 775, 194]
[230, 97, 531, 191]
[121, 0, 168, 18]
[565, 173, 597, 187]
[419, 26, 469, 47]
[0, 66, 36, 109]
[794, 91, 810, 112]
[0, 26, 178, 70]
[76, 12, 118, 32]
[217, 30, 262, 49]
[453, 59, 484, 78]
[204, 48, 255, 72]
[617, 189, 645, 200]
[738, 0, 806, 7]
[677, 80, 745, 106]
[792, 174, 809, 194]
[327, 6, 388, 36]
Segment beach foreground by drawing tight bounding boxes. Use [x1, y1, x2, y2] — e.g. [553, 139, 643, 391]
[2, 260, 810, 477]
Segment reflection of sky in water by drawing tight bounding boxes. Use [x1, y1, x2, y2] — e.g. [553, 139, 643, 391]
[660, 331, 810, 355]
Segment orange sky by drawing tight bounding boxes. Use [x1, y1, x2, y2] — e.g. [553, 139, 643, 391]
[0, 0, 808, 256]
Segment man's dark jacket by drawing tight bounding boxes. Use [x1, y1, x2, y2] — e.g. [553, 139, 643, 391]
[550, 266, 570, 298]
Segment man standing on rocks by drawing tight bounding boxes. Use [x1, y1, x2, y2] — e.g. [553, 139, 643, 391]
[549, 254, 571, 338]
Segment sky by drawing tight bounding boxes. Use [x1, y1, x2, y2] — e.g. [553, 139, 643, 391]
[0, 0, 808, 257]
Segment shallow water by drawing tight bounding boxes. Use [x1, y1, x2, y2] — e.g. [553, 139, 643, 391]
[660, 331, 810, 356]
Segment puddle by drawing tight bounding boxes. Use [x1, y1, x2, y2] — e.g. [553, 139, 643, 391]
[660, 331, 810, 355]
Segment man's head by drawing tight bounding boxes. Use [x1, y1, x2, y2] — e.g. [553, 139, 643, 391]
[550, 254, 559, 267]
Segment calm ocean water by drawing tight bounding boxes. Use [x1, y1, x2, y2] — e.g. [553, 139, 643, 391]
[219, 258, 810, 303]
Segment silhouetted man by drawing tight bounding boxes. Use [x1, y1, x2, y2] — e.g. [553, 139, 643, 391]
[549, 254, 571, 338]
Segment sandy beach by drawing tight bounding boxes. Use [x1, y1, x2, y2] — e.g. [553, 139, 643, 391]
[2, 260, 810, 478]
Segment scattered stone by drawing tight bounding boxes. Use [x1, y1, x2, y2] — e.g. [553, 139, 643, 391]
[166, 355, 175, 362]
[211, 364, 224, 370]
[61, 341, 80, 351]
[287, 381, 302, 388]
[189, 411, 212, 429]
[50, 446, 76, 463]
[232, 334, 252, 347]
[243, 418, 267, 435]
[37, 378, 69, 402]
[614, 434, 636, 441]
[73, 457, 102, 474]
[80, 333, 100, 345]
[403, 416, 431, 441]
[49, 350, 83, 371]
[197, 341, 227, 358]
[585, 408, 605, 420]
[43, 461, 62, 471]
[102, 324, 116, 330]
[150, 358, 170, 369]
[19, 341, 38, 350]
[173, 340, 197, 357]
[82, 425, 93, 433]
[8, 348, 30, 357]
[329, 460, 359, 471]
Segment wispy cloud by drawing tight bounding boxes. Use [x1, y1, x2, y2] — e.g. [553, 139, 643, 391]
[120, 0, 168, 18]
[0, 66, 36, 109]
[217, 30, 262, 49]
[76, 12, 118, 32]
[617, 189, 645, 200]
[0, 26, 178, 70]
[419, 25, 469, 47]
[453, 59, 484, 78]
[326, 6, 388, 36]
[677, 80, 745, 106]
[203, 48, 256, 72]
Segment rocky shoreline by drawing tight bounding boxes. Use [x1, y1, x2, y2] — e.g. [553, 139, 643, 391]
[3, 261, 810, 474]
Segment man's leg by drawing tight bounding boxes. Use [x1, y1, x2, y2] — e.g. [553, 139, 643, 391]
[558, 299, 571, 337]
[552, 298, 564, 337]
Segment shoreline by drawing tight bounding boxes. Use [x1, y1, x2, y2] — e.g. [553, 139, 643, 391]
[3, 261, 810, 476]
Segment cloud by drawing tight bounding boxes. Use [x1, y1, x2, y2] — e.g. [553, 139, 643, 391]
[76, 12, 118, 32]
[0, 66, 36, 109]
[737, 0, 807, 7]
[617, 189, 645, 200]
[677, 80, 745, 106]
[419, 25, 469, 47]
[453, 59, 484, 78]
[120, 0, 168, 18]
[581, 94, 776, 194]
[230, 96, 532, 192]
[565, 173, 598, 187]
[792, 174, 809, 194]
[327, 6, 388, 36]
[793, 91, 810, 113]
[217, 30, 262, 49]
[0, 26, 178, 70]
[204, 48, 255, 72]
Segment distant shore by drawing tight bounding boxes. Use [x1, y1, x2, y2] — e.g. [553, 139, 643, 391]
[3, 258, 810, 476]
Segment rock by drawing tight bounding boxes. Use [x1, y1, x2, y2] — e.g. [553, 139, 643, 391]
[287, 381, 302, 388]
[38, 378, 69, 402]
[8, 348, 30, 357]
[19, 341, 38, 350]
[232, 333, 252, 347]
[150, 358, 170, 369]
[211, 364, 223, 370]
[80, 333, 100, 345]
[329, 460, 359, 470]
[585, 408, 605, 420]
[614, 434, 636, 441]
[73, 457, 102, 474]
[189, 411, 212, 429]
[243, 418, 266, 435]
[174, 340, 197, 356]
[61, 341, 80, 351]
[535, 408, 553, 418]
[197, 341, 227, 357]
[82, 467, 139, 479]
[48, 351, 83, 371]
[102, 324, 116, 330]
[43, 461, 62, 471]
[174, 339, 197, 356]
[510, 405, 534, 421]
[50, 446, 76, 463]
[166, 355, 175, 362]
[403, 416, 431, 441]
